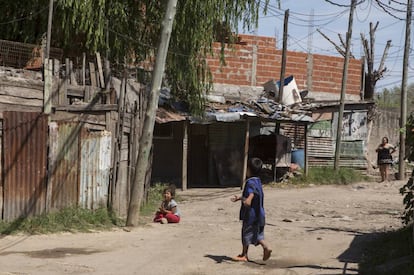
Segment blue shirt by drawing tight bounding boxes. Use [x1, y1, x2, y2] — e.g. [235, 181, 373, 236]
[239, 177, 265, 226]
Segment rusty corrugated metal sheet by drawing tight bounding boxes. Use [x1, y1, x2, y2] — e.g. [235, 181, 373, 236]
[48, 122, 80, 210]
[280, 123, 306, 148]
[3, 112, 48, 221]
[156, 107, 186, 124]
[79, 129, 111, 209]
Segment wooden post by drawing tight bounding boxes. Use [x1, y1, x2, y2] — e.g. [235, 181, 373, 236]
[96, 52, 105, 88]
[126, 0, 178, 226]
[89, 62, 97, 101]
[44, 58, 53, 114]
[89, 62, 97, 87]
[304, 123, 309, 177]
[334, 0, 356, 170]
[52, 59, 60, 106]
[58, 58, 69, 105]
[82, 53, 86, 87]
[182, 121, 188, 191]
[274, 123, 281, 182]
[241, 120, 250, 189]
[69, 60, 77, 85]
[104, 58, 111, 130]
[400, 0, 412, 181]
[279, 9, 289, 103]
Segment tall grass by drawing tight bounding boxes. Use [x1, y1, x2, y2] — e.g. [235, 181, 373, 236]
[0, 183, 177, 235]
[0, 207, 122, 235]
[290, 167, 369, 185]
[140, 183, 166, 217]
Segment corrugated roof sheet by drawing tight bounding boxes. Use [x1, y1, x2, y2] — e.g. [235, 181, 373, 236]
[156, 107, 186, 124]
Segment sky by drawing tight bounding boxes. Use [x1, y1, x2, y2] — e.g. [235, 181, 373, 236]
[240, 0, 411, 91]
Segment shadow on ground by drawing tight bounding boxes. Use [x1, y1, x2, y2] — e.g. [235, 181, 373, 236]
[0, 247, 104, 258]
[305, 225, 414, 275]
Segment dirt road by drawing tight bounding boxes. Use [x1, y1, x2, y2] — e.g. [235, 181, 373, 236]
[0, 180, 405, 275]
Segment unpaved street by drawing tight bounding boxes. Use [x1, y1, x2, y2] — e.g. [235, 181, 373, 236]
[0, 180, 405, 275]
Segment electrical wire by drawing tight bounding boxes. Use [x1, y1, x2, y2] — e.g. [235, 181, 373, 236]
[0, 6, 49, 25]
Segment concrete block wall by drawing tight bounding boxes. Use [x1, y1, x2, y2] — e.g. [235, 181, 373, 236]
[206, 34, 362, 101]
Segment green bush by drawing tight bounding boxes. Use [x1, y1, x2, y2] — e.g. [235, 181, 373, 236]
[290, 167, 369, 185]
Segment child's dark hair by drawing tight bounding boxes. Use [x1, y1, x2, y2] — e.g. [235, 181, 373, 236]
[248, 157, 263, 176]
[163, 184, 176, 197]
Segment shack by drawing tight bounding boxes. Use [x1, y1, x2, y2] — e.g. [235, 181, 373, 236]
[151, 94, 314, 189]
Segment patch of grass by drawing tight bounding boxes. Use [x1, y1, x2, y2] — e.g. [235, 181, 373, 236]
[140, 183, 181, 219]
[0, 183, 179, 234]
[359, 225, 414, 275]
[0, 207, 122, 235]
[140, 183, 167, 217]
[290, 167, 369, 185]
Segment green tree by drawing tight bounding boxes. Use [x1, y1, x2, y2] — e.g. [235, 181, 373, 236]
[377, 84, 414, 113]
[399, 112, 414, 225]
[0, 0, 270, 113]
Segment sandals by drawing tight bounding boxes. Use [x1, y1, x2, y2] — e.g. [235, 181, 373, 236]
[232, 254, 248, 262]
[232, 249, 272, 262]
[263, 248, 272, 261]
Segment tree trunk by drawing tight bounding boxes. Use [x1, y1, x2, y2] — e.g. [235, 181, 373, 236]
[126, 0, 178, 226]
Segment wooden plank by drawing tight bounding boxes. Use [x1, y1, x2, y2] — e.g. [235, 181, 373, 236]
[89, 62, 97, 87]
[69, 60, 78, 85]
[0, 85, 44, 99]
[66, 84, 100, 98]
[0, 95, 43, 106]
[84, 86, 91, 102]
[182, 121, 188, 191]
[51, 111, 106, 123]
[0, 76, 44, 90]
[43, 58, 53, 114]
[82, 52, 86, 86]
[52, 60, 61, 105]
[46, 122, 58, 212]
[241, 120, 250, 189]
[104, 59, 111, 129]
[304, 124, 309, 176]
[58, 58, 69, 105]
[96, 52, 105, 88]
[0, 102, 42, 112]
[54, 104, 118, 112]
[53, 59, 60, 76]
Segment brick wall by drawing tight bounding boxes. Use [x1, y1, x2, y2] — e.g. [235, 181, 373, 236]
[206, 34, 362, 99]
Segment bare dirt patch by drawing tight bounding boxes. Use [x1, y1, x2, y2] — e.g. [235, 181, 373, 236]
[0, 180, 406, 275]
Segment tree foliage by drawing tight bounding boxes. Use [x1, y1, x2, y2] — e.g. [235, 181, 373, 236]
[399, 105, 414, 225]
[377, 84, 414, 113]
[0, 0, 269, 113]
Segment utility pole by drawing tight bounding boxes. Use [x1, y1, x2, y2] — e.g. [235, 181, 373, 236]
[279, 9, 289, 103]
[334, 0, 356, 170]
[45, 0, 54, 59]
[273, 9, 289, 182]
[306, 9, 314, 93]
[399, 0, 412, 180]
[126, 0, 177, 226]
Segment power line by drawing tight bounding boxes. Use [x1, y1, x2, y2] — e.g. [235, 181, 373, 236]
[0, 6, 49, 25]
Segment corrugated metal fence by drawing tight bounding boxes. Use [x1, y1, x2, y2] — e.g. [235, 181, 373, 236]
[1, 112, 113, 221]
[3, 112, 48, 221]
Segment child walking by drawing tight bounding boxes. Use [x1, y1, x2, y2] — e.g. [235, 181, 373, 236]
[231, 157, 272, 262]
[153, 184, 180, 224]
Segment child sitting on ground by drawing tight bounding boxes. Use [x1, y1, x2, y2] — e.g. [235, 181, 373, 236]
[153, 184, 180, 224]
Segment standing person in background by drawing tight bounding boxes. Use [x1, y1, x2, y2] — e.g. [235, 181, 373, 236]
[376, 137, 396, 182]
[230, 157, 272, 262]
